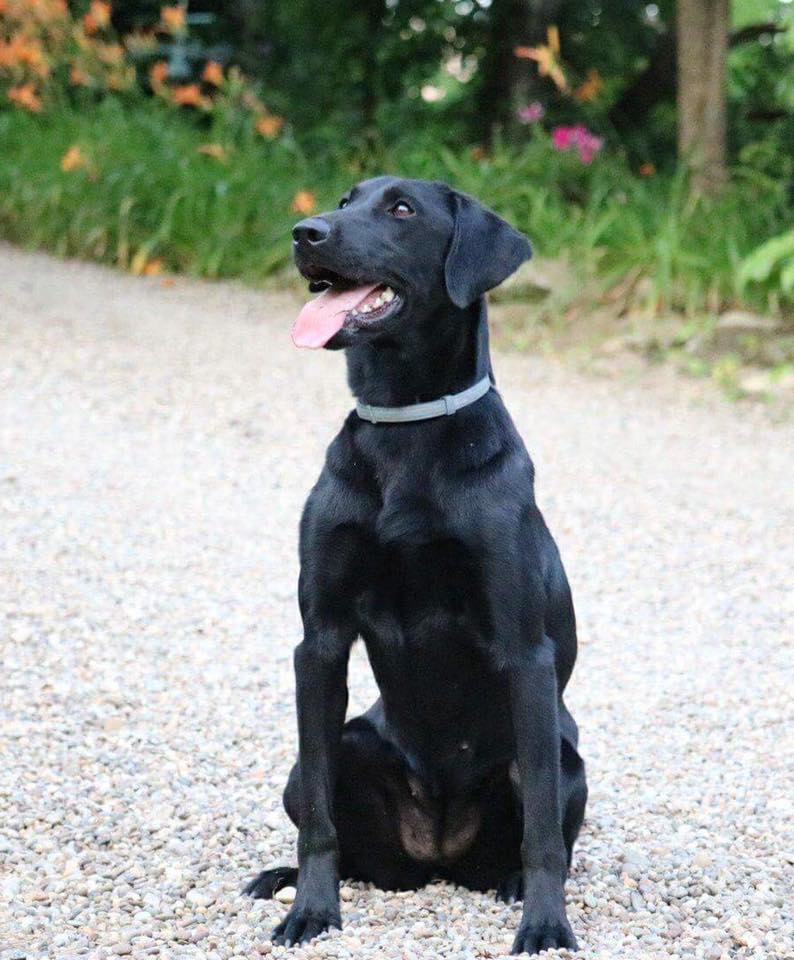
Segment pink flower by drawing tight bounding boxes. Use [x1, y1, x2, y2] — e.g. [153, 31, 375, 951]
[517, 101, 545, 124]
[551, 124, 603, 164]
[578, 139, 602, 164]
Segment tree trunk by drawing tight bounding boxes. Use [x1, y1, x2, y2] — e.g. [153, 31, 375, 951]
[676, 0, 729, 194]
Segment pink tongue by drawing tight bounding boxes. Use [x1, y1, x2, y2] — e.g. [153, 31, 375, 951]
[292, 283, 381, 348]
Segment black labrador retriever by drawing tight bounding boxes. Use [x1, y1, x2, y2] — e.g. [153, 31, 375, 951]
[244, 177, 587, 955]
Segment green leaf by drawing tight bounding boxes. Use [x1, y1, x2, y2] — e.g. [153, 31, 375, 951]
[780, 259, 794, 297]
[739, 230, 794, 285]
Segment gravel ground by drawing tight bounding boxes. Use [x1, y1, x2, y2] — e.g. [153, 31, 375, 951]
[1, 243, 792, 960]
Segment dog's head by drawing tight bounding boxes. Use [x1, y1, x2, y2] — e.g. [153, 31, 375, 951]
[291, 176, 531, 349]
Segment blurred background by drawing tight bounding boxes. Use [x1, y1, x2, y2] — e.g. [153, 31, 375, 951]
[1, 1, 793, 394]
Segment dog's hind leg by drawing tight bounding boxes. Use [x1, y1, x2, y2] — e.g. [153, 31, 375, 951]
[561, 734, 587, 866]
[441, 771, 522, 896]
[243, 866, 299, 900]
[241, 765, 303, 900]
[332, 715, 436, 890]
[243, 715, 434, 900]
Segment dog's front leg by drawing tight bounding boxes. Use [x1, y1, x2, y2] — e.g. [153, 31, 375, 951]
[507, 632, 577, 955]
[272, 633, 350, 947]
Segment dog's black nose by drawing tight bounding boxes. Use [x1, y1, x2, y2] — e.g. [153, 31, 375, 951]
[292, 217, 331, 246]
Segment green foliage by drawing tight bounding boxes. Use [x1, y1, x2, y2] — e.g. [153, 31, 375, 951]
[214, 0, 793, 167]
[740, 229, 794, 300]
[426, 136, 788, 313]
[0, 101, 349, 280]
[0, 101, 789, 318]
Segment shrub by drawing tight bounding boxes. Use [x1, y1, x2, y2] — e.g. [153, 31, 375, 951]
[0, 2, 284, 136]
[0, 5, 791, 319]
[0, 0, 136, 107]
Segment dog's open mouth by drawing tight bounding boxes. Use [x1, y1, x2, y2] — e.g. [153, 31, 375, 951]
[292, 272, 402, 349]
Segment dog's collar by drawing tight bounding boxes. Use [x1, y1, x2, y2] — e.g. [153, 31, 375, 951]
[355, 374, 492, 424]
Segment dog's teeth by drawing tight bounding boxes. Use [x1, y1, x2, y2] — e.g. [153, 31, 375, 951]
[351, 288, 395, 320]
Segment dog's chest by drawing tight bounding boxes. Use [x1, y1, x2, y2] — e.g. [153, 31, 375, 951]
[340, 462, 514, 782]
[357, 542, 513, 790]
[354, 505, 479, 643]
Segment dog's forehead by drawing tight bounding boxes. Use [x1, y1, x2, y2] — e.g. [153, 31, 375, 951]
[352, 176, 450, 207]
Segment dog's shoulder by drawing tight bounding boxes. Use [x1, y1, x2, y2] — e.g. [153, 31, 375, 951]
[299, 416, 380, 535]
[447, 399, 533, 480]
[322, 414, 378, 486]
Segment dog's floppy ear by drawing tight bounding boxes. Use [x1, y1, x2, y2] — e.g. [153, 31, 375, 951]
[444, 191, 532, 308]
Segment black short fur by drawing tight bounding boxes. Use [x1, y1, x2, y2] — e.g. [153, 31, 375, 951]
[243, 177, 588, 954]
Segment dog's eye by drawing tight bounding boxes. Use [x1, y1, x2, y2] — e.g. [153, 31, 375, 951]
[338, 197, 349, 209]
[389, 200, 415, 219]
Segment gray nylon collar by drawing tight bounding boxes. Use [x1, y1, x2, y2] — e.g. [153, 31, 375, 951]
[355, 374, 492, 424]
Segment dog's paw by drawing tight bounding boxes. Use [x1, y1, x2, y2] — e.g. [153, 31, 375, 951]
[272, 902, 341, 947]
[496, 870, 523, 904]
[242, 866, 298, 900]
[510, 915, 577, 955]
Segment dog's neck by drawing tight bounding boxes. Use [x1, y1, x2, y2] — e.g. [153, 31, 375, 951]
[345, 300, 492, 407]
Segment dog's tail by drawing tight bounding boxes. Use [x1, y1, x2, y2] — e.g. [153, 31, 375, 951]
[242, 866, 299, 900]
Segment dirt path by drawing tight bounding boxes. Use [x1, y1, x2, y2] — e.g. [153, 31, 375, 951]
[1, 243, 792, 959]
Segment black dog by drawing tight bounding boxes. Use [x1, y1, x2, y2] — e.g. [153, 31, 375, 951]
[244, 177, 587, 955]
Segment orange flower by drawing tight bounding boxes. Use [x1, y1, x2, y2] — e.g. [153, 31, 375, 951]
[574, 68, 603, 103]
[160, 5, 186, 34]
[255, 114, 284, 138]
[96, 42, 124, 66]
[515, 25, 567, 93]
[8, 83, 42, 112]
[69, 63, 90, 86]
[1, 0, 56, 20]
[0, 34, 49, 77]
[197, 142, 227, 161]
[202, 59, 223, 86]
[470, 145, 486, 161]
[149, 60, 168, 86]
[171, 83, 208, 108]
[291, 190, 316, 215]
[130, 251, 165, 276]
[639, 162, 656, 177]
[90, 1, 112, 29]
[83, 12, 99, 35]
[142, 257, 164, 276]
[60, 145, 88, 172]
